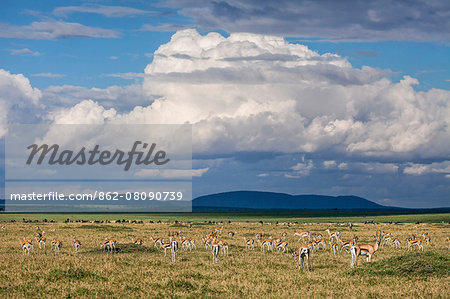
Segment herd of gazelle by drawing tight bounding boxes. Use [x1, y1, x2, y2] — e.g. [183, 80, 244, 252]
[13, 225, 445, 269]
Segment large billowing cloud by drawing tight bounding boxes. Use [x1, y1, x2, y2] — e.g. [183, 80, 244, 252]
[48, 29, 449, 163]
[0, 69, 41, 137]
[161, 0, 450, 41]
[1, 29, 448, 206]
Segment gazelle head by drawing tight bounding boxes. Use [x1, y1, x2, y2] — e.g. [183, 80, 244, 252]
[373, 231, 383, 245]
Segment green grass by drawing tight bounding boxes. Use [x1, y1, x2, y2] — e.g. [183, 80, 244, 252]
[48, 268, 107, 282]
[347, 252, 450, 277]
[1, 220, 448, 298]
[1, 212, 449, 223]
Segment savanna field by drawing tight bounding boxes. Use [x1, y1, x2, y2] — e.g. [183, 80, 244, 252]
[0, 213, 449, 298]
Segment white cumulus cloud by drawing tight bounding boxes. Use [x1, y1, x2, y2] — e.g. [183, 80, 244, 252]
[403, 161, 450, 176]
[0, 69, 42, 137]
[35, 30, 450, 162]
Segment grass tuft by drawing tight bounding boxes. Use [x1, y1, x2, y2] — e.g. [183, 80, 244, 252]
[347, 251, 450, 277]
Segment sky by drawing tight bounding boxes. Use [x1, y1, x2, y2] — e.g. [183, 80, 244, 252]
[0, 0, 449, 208]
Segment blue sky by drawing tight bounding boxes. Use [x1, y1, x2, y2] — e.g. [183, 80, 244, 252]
[0, 0, 449, 208]
[1, 0, 449, 90]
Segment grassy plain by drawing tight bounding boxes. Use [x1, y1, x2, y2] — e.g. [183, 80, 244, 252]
[0, 213, 449, 298]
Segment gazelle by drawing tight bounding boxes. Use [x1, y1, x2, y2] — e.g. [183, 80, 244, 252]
[161, 241, 172, 256]
[294, 231, 311, 242]
[407, 239, 424, 251]
[150, 236, 162, 248]
[203, 236, 213, 249]
[313, 233, 323, 240]
[245, 238, 254, 250]
[1, 226, 5, 231]
[190, 239, 196, 250]
[255, 232, 263, 240]
[406, 234, 417, 242]
[211, 239, 220, 264]
[228, 231, 237, 238]
[19, 238, 32, 255]
[306, 242, 315, 253]
[276, 241, 288, 253]
[325, 229, 341, 242]
[170, 237, 178, 262]
[35, 236, 47, 249]
[316, 239, 327, 250]
[181, 237, 190, 250]
[73, 239, 82, 253]
[350, 232, 382, 268]
[258, 238, 273, 252]
[181, 237, 196, 251]
[294, 246, 310, 271]
[330, 242, 339, 255]
[338, 237, 355, 253]
[101, 239, 116, 253]
[282, 232, 287, 239]
[22, 237, 33, 250]
[422, 233, 430, 247]
[273, 237, 282, 244]
[383, 235, 392, 246]
[392, 238, 401, 248]
[51, 240, 63, 254]
[132, 236, 144, 245]
[381, 231, 391, 244]
[220, 241, 229, 256]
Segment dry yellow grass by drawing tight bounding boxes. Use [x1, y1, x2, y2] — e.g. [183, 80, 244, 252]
[0, 220, 449, 298]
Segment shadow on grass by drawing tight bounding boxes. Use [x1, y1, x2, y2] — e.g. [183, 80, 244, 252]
[83, 244, 160, 254]
[48, 268, 107, 282]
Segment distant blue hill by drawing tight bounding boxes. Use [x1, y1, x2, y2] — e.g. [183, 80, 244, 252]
[192, 191, 395, 211]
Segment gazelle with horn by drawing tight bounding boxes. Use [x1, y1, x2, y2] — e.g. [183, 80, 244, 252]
[350, 232, 382, 268]
[150, 236, 162, 248]
[294, 231, 311, 242]
[325, 229, 341, 242]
